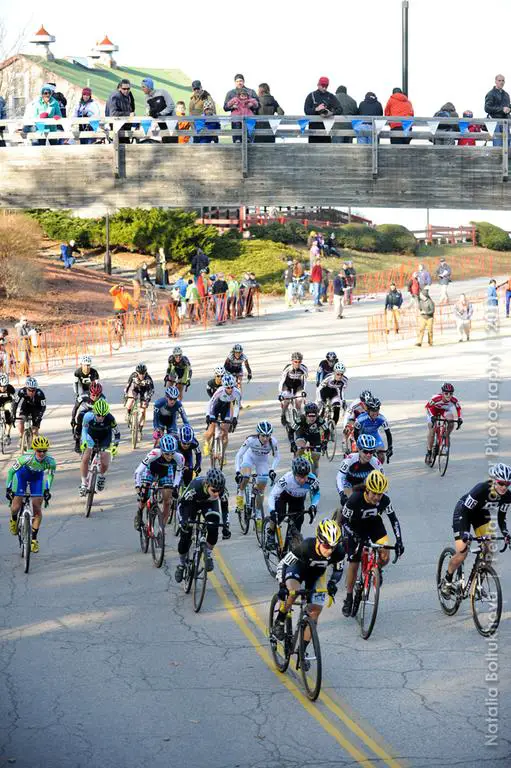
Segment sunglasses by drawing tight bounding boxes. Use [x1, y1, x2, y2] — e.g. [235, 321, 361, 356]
[120, 87, 131, 91]
[495, 480, 510, 487]
[361, 449, 376, 455]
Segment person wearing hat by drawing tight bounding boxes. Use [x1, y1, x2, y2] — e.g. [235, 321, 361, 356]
[356, 92, 383, 144]
[74, 87, 101, 144]
[60, 239, 81, 269]
[436, 257, 452, 304]
[25, 84, 62, 145]
[189, 81, 216, 116]
[304, 77, 342, 143]
[223, 74, 259, 143]
[458, 109, 482, 146]
[141, 77, 176, 143]
[415, 287, 435, 347]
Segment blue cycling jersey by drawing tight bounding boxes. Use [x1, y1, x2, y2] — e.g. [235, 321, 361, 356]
[355, 412, 389, 434]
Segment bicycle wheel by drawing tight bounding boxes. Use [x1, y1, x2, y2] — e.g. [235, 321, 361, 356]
[238, 488, 250, 535]
[210, 436, 219, 469]
[360, 566, 381, 640]
[470, 565, 502, 637]
[436, 547, 463, 616]
[438, 433, 450, 477]
[219, 438, 226, 470]
[131, 410, 139, 450]
[429, 435, 439, 468]
[85, 467, 97, 518]
[262, 518, 280, 577]
[192, 542, 208, 613]
[268, 593, 290, 673]
[351, 579, 363, 617]
[299, 616, 322, 701]
[139, 505, 149, 554]
[0, 420, 5, 454]
[150, 506, 165, 568]
[326, 419, 337, 462]
[21, 510, 31, 574]
[254, 503, 264, 548]
[184, 556, 195, 594]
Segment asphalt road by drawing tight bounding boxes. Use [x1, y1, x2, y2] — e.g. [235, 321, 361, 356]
[1, 280, 510, 768]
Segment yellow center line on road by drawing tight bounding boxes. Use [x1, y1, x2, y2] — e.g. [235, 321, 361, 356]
[214, 549, 404, 768]
[209, 571, 374, 767]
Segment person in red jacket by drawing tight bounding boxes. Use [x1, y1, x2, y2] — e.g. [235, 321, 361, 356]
[310, 257, 323, 311]
[384, 88, 414, 145]
[458, 110, 482, 146]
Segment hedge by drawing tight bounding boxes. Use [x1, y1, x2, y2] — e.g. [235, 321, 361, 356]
[472, 221, 511, 251]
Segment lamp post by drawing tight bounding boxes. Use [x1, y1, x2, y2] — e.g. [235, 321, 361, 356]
[402, 0, 409, 95]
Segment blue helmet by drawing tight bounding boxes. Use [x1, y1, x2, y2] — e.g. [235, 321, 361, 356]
[165, 386, 179, 400]
[160, 434, 178, 453]
[357, 434, 377, 452]
[179, 424, 194, 444]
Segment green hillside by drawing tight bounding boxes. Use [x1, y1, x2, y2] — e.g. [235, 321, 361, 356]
[25, 55, 192, 107]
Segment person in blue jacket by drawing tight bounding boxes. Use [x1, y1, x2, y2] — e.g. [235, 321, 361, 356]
[153, 386, 189, 439]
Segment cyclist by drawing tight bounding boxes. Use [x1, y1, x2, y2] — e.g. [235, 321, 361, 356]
[317, 362, 348, 425]
[235, 420, 280, 517]
[73, 354, 100, 400]
[0, 373, 16, 444]
[164, 346, 192, 400]
[343, 389, 373, 450]
[278, 352, 308, 428]
[440, 463, 511, 597]
[206, 365, 225, 398]
[425, 382, 463, 465]
[174, 468, 231, 581]
[153, 386, 189, 442]
[6, 435, 56, 553]
[203, 373, 241, 457]
[353, 396, 393, 463]
[224, 343, 252, 391]
[340, 470, 404, 617]
[272, 519, 345, 649]
[124, 363, 154, 434]
[266, 456, 320, 550]
[80, 400, 120, 495]
[177, 424, 202, 487]
[289, 401, 329, 475]
[315, 351, 338, 388]
[13, 377, 46, 443]
[72, 381, 105, 453]
[335, 434, 383, 511]
[133, 434, 185, 530]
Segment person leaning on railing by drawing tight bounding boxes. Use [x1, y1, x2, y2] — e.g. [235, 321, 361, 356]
[484, 73, 510, 147]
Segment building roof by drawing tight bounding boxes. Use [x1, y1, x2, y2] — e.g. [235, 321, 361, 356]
[98, 35, 114, 47]
[35, 25, 51, 37]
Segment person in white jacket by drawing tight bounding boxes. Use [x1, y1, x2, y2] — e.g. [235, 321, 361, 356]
[453, 293, 473, 342]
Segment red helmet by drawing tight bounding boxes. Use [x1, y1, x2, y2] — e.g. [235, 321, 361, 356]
[89, 381, 103, 400]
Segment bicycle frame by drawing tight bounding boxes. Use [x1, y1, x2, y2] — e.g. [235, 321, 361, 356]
[453, 537, 507, 600]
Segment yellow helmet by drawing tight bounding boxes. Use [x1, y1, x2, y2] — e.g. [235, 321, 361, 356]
[32, 435, 50, 451]
[316, 519, 341, 547]
[365, 470, 388, 494]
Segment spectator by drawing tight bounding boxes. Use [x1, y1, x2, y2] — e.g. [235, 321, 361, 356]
[356, 92, 383, 144]
[255, 83, 284, 144]
[321, 268, 332, 304]
[415, 287, 435, 347]
[175, 101, 191, 143]
[454, 293, 473, 342]
[344, 260, 357, 304]
[384, 87, 414, 145]
[226, 88, 258, 116]
[190, 247, 209, 282]
[227, 274, 240, 318]
[487, 278, 499, 332]
[197, 269, 208, 298]
[242, 272, 258, 317]
[60, 239, 80, 269]
[224, 74, 259, 144]
[0, 94, 6, 147]
[106, 80, 133, 144]
[284, 259, 294, 307]
[497, 275, 511, 317]
[47, 82, 67, 117]
[15, 316, 31, 338]
[309, 240, 320, 271]
[211, 272, 228, 325]
[333, 85, 358, 143]
[156, 248, 167, 287]
[384, 282, 403, 333]
[436, 257, 452, 303]
[311, 257, 323, 311]
[416, 263, 432, 289]
[185, 278, 200, 322]
[333, 269, 346, 319]
[189, 81, 216, 115]
[307, 230, 318, 249]
[74, 87, 101, 144]
[406, 271, 421, 307]
[141, 77, 176, 144]
[136, 261, 153, 287]
[325, 232, 341, 257]
[25, 84, 62, 145]
[304, 76, 342, 144]
[433, 102, 458, 146]
[194, 98, 220, 144]
[485, 74, 510, 147]
[458, 110, 483, 146]
[293, 258, 304, 278]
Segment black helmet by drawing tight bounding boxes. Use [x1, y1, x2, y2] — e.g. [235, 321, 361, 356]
[360, 389, 373, 403]
[366, 396, 381, 410]
[292, 457, 311, 477]
[205, 468, 225, 491]
[136, 363, 147, 374]
[325, 351, 337, 362]
[304, 402, 318, 415]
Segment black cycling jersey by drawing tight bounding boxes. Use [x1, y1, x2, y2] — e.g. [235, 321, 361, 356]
[277, 537, 344, 583]
[206, 377, 223, 399]
[141, 448, 184, 479]
[73, 367, 100, 396]
[0, 384, 15, 407]
[280, 363, 308, 393]
[165, 355, 192, 383]
[126, 371, 154, 399]
[13, 388, 46, 420]
[179, 477, 228, 519]
[84, 412, 120, 445]
[293, 414, 328, 447]
[453, 481, 511, 538]
[316, 359, 336, 386]
[224, 352, 252, 378]
[342, 488, 401, 540]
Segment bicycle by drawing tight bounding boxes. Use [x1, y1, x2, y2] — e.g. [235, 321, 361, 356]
[0, 408, 8, 454]
[209, 421, 227, 470]
[342, 421, 356, 457]
[321, 401, 337, 462]
[290, 277, 306, 306]
[436, 535, 507, 637]
[182, 516, 220, 613]
[138, 480, 166, 568]
[83, 443, 104, 518]
[427, 418, 450, 476]
[19, 414, 34, 453]
[126, 396, 142, 450]
[269, 588, 326, 701]
[238, 472, 269, 546]
[110, 315, 126, 351]
[350, 541, 398, 640]
[15, 493, 49, 574]
[262, 512, 304, 578]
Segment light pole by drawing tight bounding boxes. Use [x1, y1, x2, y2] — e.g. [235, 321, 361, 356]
[402, 0, 409, 95]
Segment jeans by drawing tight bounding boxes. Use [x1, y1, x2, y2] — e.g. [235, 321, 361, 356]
[506, 290, 511, 316]
[312, 282, 321, 305]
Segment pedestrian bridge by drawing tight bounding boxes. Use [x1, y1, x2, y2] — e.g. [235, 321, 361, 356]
[1, 116, 510, 210]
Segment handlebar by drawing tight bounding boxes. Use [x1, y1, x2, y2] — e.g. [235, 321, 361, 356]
[464, 534, 508, 553]
[364, 540, 399, 564]
[278, 392, 307, 402]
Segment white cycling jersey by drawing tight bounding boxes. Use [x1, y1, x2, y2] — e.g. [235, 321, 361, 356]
[336, 452, 382, 494]
[343, 398, 366, 428]
[318, 372, 348, 403]
[268, 470, 319, 512]
[279, 363, 308, 393]
[235, 435, 280, 473]
[206, 385, 241, 418]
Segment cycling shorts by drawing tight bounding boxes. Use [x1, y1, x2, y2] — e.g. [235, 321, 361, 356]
[17, 409, 43, 427]
[452, 500, 491, 540]
[345, 519, 388, 562]
[240, 454, 269, 479]
[283, 564, 327, 606]
[10, 465, 44, 497]
[140, 468, 174, 487]
[210, 400, 231, 422]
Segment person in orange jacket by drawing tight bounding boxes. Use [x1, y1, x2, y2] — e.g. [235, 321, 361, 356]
[384, 87, 414, 145]
[109, 284, 137, 314]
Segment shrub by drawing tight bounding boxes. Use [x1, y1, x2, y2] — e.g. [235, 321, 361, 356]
[335, 224, 381, 252]
[375, 224, 417, 254]
[472, 221, 511, 251]
[0, 214, 45, 297]
[209, 239, 300, 294]
[3, 256, 45, 299]
[250, 221, 308, 244]
[28, 209, 99, 247]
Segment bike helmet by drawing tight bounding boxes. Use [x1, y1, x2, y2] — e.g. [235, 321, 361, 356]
[93, 399, 110, 416]
[222, 374, 236, 388]
[325, 351, 337, 362]
[165, 386, 179, 400]
[136, 363, 147, 374]
[291, 352, 303, 362]
[232, 343, 243, 353]
[360, 389, 373, 403]
[89, 381, 103, 400]
[366, 396, 381, 411]
[213, 365, 225, 376]
[333, 362, 346, 374]
[25, 377, 38, 389]
[365, 470, 388, 494]
[32, 435, 50, 451]
[205, 468, 226, 491]
[160, 434, 178, 454]
[256, 420, 273, 436]
[304, 402, 318, 415]
[292, 456, 311, 477]
[80, 354, 92, 366]
[490, 463, 511, 483]
[357, 434, 377, 452]
[172, 346, 183, 356]
[441, 382, 455, 394]
[316, 519, 341, 547]
[0, 373, 8, 386]
[179, 424, 194, 444]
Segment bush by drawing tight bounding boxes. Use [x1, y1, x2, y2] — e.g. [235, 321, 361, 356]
[375, 224, 417, 254]
[250, 221, 308, 244]
[472, 221, 511, 251]
[28, 209, 99, 247]
[335, 224, 381, 252]
[3, 256, 45, 299]
[209, 239, 300, 294]
[0, 214, 45, 297]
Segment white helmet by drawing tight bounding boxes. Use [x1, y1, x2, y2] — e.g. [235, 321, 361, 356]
[333, 362, 346, 374]
[490, 463, 511, 483]
[25, 377, 38, 388]
[80, 354, 92, 365]
[222, 373, 236, 388]
[214, 365, 225, 376]
[0, 373, 8, 386]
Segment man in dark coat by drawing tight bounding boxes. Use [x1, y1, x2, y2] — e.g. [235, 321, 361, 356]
[223, 74, 259, 144]
[484, 74, 510, 146]
[304, 76, 342, 144]
[333, 86, 358, 143]
[356, 92, 383, 144]
[190, 248, 209, 282]
[106, 80, 133, 144]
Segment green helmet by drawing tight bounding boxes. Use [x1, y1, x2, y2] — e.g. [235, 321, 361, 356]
[93, 399, 110, 416]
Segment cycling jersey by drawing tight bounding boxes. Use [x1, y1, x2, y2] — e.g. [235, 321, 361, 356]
[318, 373, 348, 403]
[342, 489, 401, 561]
[13, 388, 46, 425]
[354, 412, 392, 451]
[343, 398, 366, 427]
[207, 386, 241, 420]
[0, 384, 15, 407]
[315, 359, 336, 387]
[235, 435, 280, 473]
[269, 471, 320, 513]
[125, 372, 154, 400]
[178, 478, 229, 555]
[277, 537, 344, 584]
[224, 352, 252, 379]
[7, 451, 56, 496]
[426, 394, 462, 420]
[72, 394, 106, 435]
[165, 355, 192, 384]
[81, 411, 120, 449]
[336, 452, 382, 495]
[153, 397, 189, 432]
[292, 414, 329, 449]
[206, 377, 223, 398]
[134, 448, 184, 488]
[178, 437, 202, 469]
[73, 367, 100, 398]
[453, 481, 511, 539]
[279, 363, 308, 394]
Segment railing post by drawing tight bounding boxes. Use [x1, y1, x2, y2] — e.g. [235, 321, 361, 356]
[241, 119, 248, 178]
[502, 119, 509, 182]
[372, 119, 378, 179]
